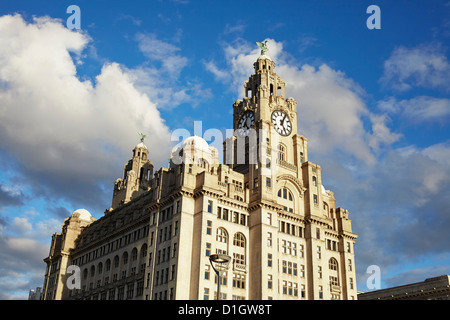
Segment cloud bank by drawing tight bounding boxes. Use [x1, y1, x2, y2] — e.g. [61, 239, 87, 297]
[0, 15, 172, 212]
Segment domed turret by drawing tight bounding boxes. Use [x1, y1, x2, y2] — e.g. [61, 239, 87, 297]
[111, 135, 154, 209]
[170, 135, 219, 166]
[71, 208, 92, 222]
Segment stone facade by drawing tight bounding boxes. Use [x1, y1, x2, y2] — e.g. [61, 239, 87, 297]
[358, 275, 450, 300]
[42, 53, 358, 300]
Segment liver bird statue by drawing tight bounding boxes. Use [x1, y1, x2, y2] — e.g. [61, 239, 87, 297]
[256, 40, 268, 55]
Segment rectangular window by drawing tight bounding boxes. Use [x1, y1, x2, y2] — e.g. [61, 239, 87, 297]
[205, 265, 210, 280]
[266, 177, 271, 187]
[173, 243, 177, 257]
[206, 220, 212, 235]
[207, 200, 213, 213]
[300, 264, 305, 278]
[174, 221, 179, 236]
[171, 264, 176, 281]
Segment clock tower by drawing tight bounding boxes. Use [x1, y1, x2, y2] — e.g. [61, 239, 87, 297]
[224, 44, 308, 181]
[222, 42, 357, 300]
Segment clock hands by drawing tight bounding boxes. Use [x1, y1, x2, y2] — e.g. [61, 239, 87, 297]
[238, 111, 255, 136]
[271, 110, 291, 136]
[281, 114, 287, 127]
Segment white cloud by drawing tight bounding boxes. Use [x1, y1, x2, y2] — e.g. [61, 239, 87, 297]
[131, 33, 211, 109]
[135, 32, 187, 78]
[380, 44, 450, 91]
[205, 38, 398, 164]
[0, 14, 172, 202]
[11, 217, 33, 235]
[368, 114, 402, 151]
[378, 96, 450, 124]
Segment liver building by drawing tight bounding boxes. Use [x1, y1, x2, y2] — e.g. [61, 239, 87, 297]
[42, 44, 358, 300]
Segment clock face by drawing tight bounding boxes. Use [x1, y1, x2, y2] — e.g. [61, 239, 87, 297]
[237, 110, 255, 136]
[271, 110, 292, 136]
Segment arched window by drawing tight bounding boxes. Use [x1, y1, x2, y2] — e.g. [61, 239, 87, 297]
[216, 228, 228, 243]
[105, 259, 111, 272]
[122, 252, 128, 265]
[90, 265, 95, 278]
[329, 258, 338, 271]
[198, 158, 208, 168]
[329, 258, 340, 289]
[98, 262, 103, 274]
[113, 255, 119, 269]
[278, 188, 293, 201]
[233, 233, 246, 248]
[277, 187, 294, 213]
[141, 243, 148, 258]
[131, 247, 138, 262]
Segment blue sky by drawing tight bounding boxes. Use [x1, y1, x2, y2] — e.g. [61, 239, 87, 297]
[0, 0, 449, 299]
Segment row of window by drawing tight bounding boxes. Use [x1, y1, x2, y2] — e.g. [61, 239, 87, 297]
[149, 220, 179, 245]
[207, 225, 246, 247]
[73, 224, 150, 266]
[70, 280, 146, 300]
[266, 276, 354, 299]
[203, 288, 245, 300]
[154, 265, 176, 286]
[215, 205, 248, 226]
[79, 244, 148, 281]
[150, 202, 181, 225]
[204, 269, 246, 289]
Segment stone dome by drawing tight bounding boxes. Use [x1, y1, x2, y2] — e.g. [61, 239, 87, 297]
[170, 135, 219, 165]
[135, 142, 147, 149]
[72, 208, 92, 221]
[181, 135, 210, 150]
[258, 54, 272, 61]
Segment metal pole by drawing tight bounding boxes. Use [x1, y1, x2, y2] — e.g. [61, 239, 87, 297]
[217, 271, 221, 300]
